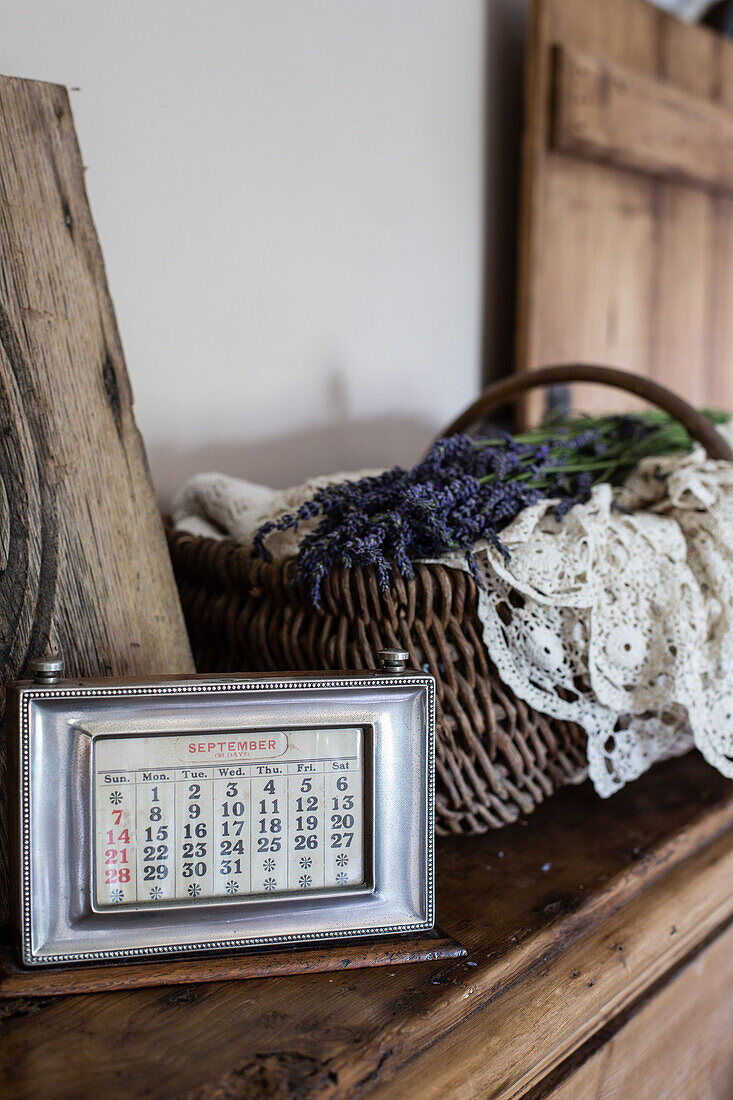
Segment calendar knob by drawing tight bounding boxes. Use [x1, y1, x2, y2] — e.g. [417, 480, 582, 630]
[378, 649, 410, 674]
[29, 655, 64, 684]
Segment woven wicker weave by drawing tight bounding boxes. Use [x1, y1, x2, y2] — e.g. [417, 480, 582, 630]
[166, 365, 733, 835]
[167, 536, 587, 834]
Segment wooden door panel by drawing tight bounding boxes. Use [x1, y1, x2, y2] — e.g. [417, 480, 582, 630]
[517, 0, 733, 423]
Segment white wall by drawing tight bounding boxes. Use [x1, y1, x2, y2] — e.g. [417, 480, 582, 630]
[2, 0, 508, 504]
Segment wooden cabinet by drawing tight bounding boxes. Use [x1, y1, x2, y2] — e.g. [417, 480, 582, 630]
[551, 922, 733, 1099]
[1, 753, 732, 1098]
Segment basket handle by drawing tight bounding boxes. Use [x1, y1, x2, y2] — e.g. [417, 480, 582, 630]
[437, 363, 733, 462]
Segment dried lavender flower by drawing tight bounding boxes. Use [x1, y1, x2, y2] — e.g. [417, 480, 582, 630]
[253, 410, 728, 605]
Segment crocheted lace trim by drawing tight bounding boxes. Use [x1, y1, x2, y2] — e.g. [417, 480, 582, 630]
[436, 429, 733, 795]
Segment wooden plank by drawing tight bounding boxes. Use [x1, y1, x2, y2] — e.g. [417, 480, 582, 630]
[647, 15, 717, 415]
[377, 788, 733, 1099]
[516, 0, 659, 424]
[547, 920, 733, 1098]
[552, 45, 733, 193]
[0, 74, 194, 922]
[0, 73, 194, 681]
[709, 35, 733, 413]
[0, 753, 731, 1099]
[0, 930, 465, 999]
[516, 0, 733, 425]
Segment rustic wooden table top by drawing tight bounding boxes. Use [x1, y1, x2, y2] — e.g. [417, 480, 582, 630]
[1, 751, 732, 1099]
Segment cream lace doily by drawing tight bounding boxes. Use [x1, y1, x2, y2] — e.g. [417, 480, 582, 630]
[173, 428, 733, 797]
[440, 429, 733, 796]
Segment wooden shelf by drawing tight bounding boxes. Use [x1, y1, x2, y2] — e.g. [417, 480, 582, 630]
[1, 752, 732, 1098]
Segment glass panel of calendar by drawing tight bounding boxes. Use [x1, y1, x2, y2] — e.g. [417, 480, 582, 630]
[93, 727, 365, 907]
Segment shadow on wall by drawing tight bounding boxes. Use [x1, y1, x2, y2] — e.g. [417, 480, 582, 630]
[148, 1, 532, 508]
[481, 0, 527, 388]
[151, 412, 438, 510]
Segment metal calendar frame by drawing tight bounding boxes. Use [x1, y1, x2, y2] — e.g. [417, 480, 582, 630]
[8, 671, 435, 967]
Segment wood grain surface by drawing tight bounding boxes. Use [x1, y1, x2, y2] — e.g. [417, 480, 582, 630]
[548, 920, 733, 1098]
[552, 44, 733, 194]
[0, 752, 731, 1099]
[0, 75, 194, 918]
[0, 930, 465, 998]
[516, 0, 733, 423]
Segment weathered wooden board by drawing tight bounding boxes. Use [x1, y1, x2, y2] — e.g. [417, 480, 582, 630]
[516, 0, 733, 423]
[0, 930, 465, 999]
[0, 753, 731, 1098]
[548, 920, 733, 1099]
[0, 74, 194, 919]
[552, 44, 733, 194]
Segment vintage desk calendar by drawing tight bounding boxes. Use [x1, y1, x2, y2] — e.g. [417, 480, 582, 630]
[3, 651, 463, 995]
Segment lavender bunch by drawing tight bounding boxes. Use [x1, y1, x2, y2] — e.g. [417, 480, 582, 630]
[253, 410, 728, 606]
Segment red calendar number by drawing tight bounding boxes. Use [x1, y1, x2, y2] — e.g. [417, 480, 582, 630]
[104, 866, 131, 884]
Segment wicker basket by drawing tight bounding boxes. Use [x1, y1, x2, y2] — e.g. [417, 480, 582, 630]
[166, 365, 733, 834]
